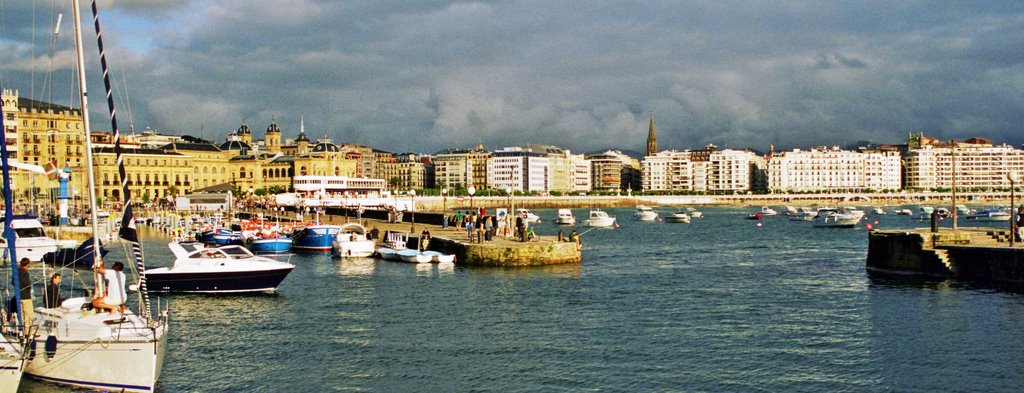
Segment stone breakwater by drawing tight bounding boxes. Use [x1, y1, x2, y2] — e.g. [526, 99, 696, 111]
[427, 236, 582, 267]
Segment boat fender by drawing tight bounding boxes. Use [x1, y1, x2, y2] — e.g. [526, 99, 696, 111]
[27, 338, 36, 361]
[45, 335, 58, 360]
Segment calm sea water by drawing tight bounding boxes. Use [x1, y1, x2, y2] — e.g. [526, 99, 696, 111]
[22, 206, 1024, 392]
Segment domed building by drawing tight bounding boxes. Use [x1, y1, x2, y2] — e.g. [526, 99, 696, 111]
[264, 120, 282, 153]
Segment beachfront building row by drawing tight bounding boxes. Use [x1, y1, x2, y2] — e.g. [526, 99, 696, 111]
[903, 135, 1024, 191]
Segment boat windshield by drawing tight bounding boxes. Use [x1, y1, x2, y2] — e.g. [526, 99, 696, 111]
[220, 246, 255, 258]
[15, 227, 46, 238]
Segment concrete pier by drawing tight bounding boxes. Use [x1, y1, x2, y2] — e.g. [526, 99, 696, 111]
[867, 228, 1024, 285]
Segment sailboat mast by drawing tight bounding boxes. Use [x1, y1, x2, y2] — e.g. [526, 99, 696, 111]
[70, 0, 103, 273]
[0, 89, 25, 330]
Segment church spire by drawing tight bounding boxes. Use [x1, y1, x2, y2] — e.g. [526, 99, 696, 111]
[645, 113, 658, 157]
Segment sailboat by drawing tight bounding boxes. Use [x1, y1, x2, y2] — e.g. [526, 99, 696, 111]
[23, 2, 168, 391]
[0, 91, 26, 393]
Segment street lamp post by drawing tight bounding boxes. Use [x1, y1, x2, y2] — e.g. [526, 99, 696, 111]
[468, 186, 476, 214]
[409, 189, 416, 232]
[442, 187, 448, 213]
[1010, 171, 1018, 248]
[506, 187, 513, 238]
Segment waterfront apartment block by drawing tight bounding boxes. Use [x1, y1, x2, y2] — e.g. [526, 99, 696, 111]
[904, 137, 1024, 191]
[641, 147, 762, 193]
[766, 147, 901, 193]
[433, 146, 492, 190]
[490, 147, 552, 193]
[587, 150, 640, 191]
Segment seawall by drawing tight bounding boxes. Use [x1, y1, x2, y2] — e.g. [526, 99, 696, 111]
[867, 229, 1024, 285]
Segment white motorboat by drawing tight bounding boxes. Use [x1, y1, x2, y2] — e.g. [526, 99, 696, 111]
[516, 209, 541, 223]
[685, 207, 703, 218]
[397, 249, 433, 263]
[786, 207, 817, 221]
[554, 209, 576, 225]
[664, 211, 691, 223]
[633, 205, 658, 221]
[583, 210, 617, 227]
[872, 207, 887, 215]
[422, 250, 456, 263]
[894, 208, 913, 215]
[759, 206, 779, 216]
[965, 208, 1011, 221]
[332, 223, 376, 258]
[812, 208, 865, 228]
[148, 242, 295, 293]
[0, 215, 58, 262]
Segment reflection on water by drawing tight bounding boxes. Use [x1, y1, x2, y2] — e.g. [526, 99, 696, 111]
[337, 257, 376, 276]
[20, 208, 1024, 392]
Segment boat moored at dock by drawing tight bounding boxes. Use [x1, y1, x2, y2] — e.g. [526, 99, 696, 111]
[148, 242, 295, 293]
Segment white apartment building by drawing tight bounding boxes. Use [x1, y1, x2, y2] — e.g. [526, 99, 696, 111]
[904, 141, 1024, 191]
[490, 147, 550, 193]
[767, 147, 901, 192]
[570, 153, 592, 192]
[642, 148, 760, 192]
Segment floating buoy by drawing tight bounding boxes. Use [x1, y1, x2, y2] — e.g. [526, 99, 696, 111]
[873, 220, 879, 225]
[865, 224, 873, 230]
[756, 222, 763, 227]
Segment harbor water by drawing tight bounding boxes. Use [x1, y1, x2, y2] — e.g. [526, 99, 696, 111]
[22, 206, 1024, 392]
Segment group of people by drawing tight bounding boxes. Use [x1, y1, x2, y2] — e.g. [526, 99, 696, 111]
[9, 258, 128, 333]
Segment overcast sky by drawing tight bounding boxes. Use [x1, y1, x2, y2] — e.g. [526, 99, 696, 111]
[2, 1, 1023, 155]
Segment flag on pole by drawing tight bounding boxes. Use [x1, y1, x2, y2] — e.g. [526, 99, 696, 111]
[43, 159, 59, 180]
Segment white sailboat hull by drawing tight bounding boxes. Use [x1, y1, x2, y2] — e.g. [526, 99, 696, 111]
[0, 338, 23, 393]
[25, 301, 168, 392]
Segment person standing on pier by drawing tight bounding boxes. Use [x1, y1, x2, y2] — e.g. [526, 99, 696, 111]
[1016, 206, 1024, 242]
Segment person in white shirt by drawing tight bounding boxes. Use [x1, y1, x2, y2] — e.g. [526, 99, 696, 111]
[92, 262, 127, 314]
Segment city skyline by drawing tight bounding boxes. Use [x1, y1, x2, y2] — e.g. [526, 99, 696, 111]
[2, 1, 1024, 155]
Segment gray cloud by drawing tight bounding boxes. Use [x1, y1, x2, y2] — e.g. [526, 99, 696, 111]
[2, 1, 1023, 155]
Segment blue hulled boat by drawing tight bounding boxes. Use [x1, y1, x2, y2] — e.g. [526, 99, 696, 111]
[291, 224, 340, 252]
[247, 235, 293, 254]
[202, 227, 243, 246]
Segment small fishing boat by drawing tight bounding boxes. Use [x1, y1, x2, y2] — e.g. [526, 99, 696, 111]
[583, 210, 617, 227]
[664, 211, 691, 223]
[517, 209, 541, 223]
[872, 207, 887, 215]
[746, 213, 763, 220]
[894, 208, 913, 215]
[149, 241, 295, 293]
[759, 206, 779, 216]
[332, 223, 375, 258]
[201, 227, 243, 246]
[554, 209, 576, 225]
[247, 233, 293, 254]
[291, 224, 341, 252]
[397, 248, 433, 263]
[686, 207, 703, 218]
[422, 250, 456, 263]
[376, 247, 401, 261]
[633, 205, 658, 221]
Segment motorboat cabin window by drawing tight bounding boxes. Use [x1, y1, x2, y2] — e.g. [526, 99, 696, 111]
[15, 227, 46, 237]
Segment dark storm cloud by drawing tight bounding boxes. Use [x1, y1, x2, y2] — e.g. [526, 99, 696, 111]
[2, 1, 1023, 154]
